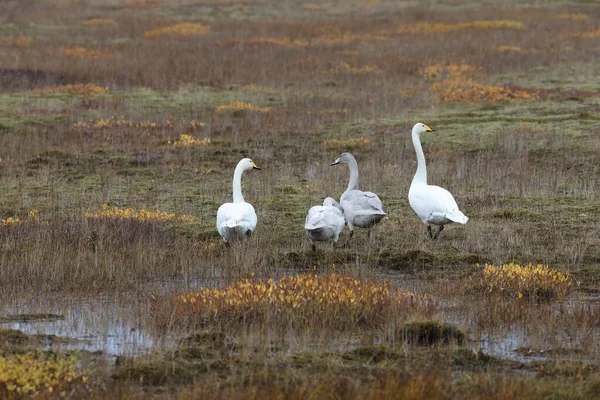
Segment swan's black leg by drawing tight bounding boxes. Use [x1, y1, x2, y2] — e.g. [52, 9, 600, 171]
[433, 225, 444, 239]
[246, 229, 252, 238]
[427, 225, 433, 239]
[312, 243, 317, 252]
[367, 230, 372, 239]
[344, 230, 354, 247]
[224, 240, 231, 249]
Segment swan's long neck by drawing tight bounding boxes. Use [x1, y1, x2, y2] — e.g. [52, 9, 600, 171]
[346, 157, 359, 192]
[232, 163, 246, 203]
[411, 131, 427, 185]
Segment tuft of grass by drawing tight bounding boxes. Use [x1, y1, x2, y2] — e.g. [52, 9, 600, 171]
[465, 263, 578, 301]
[401, 321, 465, 346]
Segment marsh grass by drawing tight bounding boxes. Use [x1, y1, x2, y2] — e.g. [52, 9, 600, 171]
[1, 0, 600, 398]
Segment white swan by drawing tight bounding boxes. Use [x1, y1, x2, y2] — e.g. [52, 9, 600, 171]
[216, 158, 260, 246]
[305, 197, 346, 251]
[330, 152, 386, 246]
[409, 123, 468, 239]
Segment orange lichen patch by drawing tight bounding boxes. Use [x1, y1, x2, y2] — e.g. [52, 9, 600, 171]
[421, 64, 480, 78]
[85, 204, 197, 223]
[398, 20, 525, 34]
[323, 136, 371, 149]
[215, 101, 271, 113]
[81, 18, 117, 26]
[168, 134, 211, 147]
[558, 13, 589, 20]
[126, 0, 159, 9]
[432, 76, 539, 103]
[61, 46, 112, 59]
[144, 23, 211, 39]
[0, 36, 32, 47]
[330, 62, 382, 74]
[171, 273, 423, 328]
[32, 84, 109, 95]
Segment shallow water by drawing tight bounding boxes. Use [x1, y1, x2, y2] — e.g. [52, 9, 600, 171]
[1, 275, 598, 363]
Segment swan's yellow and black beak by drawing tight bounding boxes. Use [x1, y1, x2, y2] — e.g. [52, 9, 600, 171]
[330, 157, 341, 166]
[251, 161, 261, 170]
[425, 125, 435, 132]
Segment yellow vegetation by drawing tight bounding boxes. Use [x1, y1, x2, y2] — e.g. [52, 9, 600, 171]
[62, 46, 112, 59]
[73, 116, 162, 129]
[175, 272, 421, 328]
[2, 210, 39, 227]
[144, 23, 211, 39]
[81, 18, 117, 26]
[558, 13, 589, 20]
[0, 36, 32, 47]
[421, 64, 480, 78]
[330, 62, 382, 74]
[0, 352, 86, 396]
[169, 134, 211, 147]
[215, 101, 271, 113]
[85, 204, 197, 223]
[467, 263, 577, 300]
[398, 20, 525, 34]
[32, 84, 109, 95]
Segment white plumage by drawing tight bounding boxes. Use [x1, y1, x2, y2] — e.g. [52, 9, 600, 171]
[216, 158, 261, 245]
[408, 123, 468, 239]
[305, 197, 346, 251]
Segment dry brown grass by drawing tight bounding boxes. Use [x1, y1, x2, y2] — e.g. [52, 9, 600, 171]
[0, 0, 599, 398]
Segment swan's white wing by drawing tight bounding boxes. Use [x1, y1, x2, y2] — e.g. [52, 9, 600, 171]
[409, 185, 468, 224]
[305, 206, 344, 230]
[217, 202, 258, 237]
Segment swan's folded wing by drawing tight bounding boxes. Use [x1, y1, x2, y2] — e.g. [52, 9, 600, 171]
[363, 191, 386, 214]
[305, 206, 326, 229]
[412, 185, 467, 223]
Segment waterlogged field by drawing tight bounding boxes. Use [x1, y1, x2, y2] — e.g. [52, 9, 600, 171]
[1, 0, 600, 398]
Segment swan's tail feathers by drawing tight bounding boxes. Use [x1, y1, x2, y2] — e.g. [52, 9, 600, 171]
[224, 220, 239, 228]
[449, 211, 469, 224]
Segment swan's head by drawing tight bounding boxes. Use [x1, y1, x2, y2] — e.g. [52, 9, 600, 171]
[323, 197, 338, 207]
[238, 157, 261, 171]
[412, 122, 435, 135]
[330, 152, 354, 166]
[323, 197, 344, 213]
